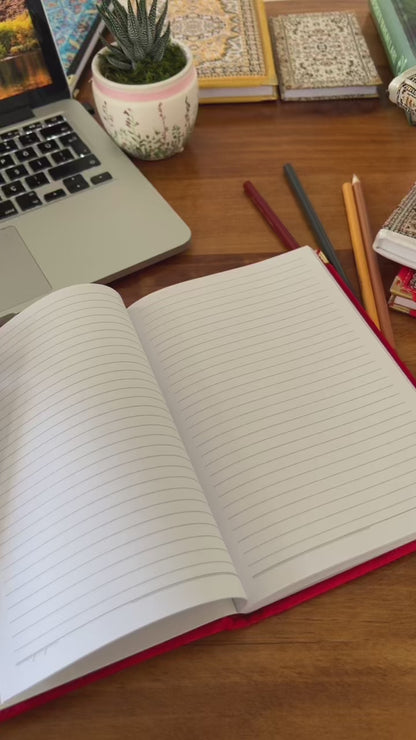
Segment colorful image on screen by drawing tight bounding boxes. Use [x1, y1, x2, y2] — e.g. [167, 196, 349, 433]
[0, 0, 52, 102]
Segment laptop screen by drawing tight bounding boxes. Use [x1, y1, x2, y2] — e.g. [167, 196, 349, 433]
[0, 0, 69, 119]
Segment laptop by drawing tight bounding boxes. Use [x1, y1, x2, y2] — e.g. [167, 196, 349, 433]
[0, 0, 191, 320]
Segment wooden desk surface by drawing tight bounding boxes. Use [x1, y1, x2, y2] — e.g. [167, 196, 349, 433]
[4, 0, 416, 737]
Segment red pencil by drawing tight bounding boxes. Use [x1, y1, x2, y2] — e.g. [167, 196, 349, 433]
[243, 180, 300, 251]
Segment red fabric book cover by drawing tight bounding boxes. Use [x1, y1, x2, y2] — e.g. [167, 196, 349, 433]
[3, 541, 416, 723]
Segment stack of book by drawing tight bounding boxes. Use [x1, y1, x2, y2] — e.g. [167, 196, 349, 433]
[372, 180, 416, 317]
[373, 182, 416, 269]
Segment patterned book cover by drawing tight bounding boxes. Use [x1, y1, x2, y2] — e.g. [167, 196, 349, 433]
[269, 11, 381, 101]
[383, 183, 416, 238]
[43, 0, 99, 75]
[169, 0, 277, 103]
[43, 0, 104, 91]
[373, 183, 416, 269]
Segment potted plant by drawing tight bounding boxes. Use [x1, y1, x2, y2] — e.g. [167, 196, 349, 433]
[91, 0, 199, 161]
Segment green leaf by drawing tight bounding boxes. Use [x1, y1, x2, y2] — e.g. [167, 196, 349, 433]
[97, 0, 171, 68]
[154, 0, 169, 40]
[151, 24, 170, 61]
[107, 54, 133, 70]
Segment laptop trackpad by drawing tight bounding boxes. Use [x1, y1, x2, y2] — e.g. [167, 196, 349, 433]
[0, 226, 51, 314]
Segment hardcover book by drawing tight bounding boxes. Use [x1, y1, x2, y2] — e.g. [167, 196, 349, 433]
[1, 247, 416, 720]
[169, 0, 278, 103]
[369, 0, 416, 124]
[373, 182, 416, 268]
[43, 0, 104, 92]
[268, 11, 381, 101]
[369, 0, 416, 77]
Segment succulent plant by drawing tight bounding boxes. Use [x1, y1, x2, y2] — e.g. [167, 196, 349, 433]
[97, 0, 171, 71]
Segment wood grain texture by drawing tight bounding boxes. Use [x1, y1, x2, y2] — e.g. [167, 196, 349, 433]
[3, 1, 416, 736]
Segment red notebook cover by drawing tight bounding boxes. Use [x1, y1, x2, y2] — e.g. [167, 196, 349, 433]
[2, 257, 415, 723]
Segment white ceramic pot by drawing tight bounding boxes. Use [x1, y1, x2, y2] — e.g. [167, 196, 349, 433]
[91, 41, 199, 161]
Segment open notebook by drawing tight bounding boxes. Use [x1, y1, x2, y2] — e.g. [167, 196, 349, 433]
[1, 247, 416, 718]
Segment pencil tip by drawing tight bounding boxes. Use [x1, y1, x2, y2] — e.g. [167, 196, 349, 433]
[352, 173, 360, 184]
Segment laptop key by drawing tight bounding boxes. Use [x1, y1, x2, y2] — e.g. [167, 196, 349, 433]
[15, 191, 42, 211]
[15, 147, 36, 162]
[2, 181, 26, 198]
[60, 133, 90, 156]
[91, 172, 113, 185]
[49, 155, 100, 181]
[0, 129, 19, 141]
[44, 188, 66, 202]
[5, 164, 28, 180]
[63, 174, 89, 193]
[29, 156, 51, 172]
[51, 148, 73, 164]
[19, 132, 40, 146]
[43, 115, 65, 125]
[38, 139, 60, 154]
[0, 154, 15, 169]
[22, 121, 44, 132]
[26, 172, 49, 189]
[0, 140, 18, 153]
[0, 200, 18, 219]
[41, 122, 72, 139]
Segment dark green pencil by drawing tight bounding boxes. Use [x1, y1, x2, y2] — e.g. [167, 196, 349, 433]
[283, 163, 356, 296]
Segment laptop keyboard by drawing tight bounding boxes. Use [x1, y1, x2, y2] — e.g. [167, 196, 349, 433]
[0, 114, 112, 221]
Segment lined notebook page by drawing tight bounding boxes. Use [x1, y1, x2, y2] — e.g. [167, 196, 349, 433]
[129, 247, 416, 612]
[0, 284, 242, 702]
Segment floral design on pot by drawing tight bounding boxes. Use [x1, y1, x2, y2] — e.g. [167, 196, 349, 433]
[92, 40, 199, 161]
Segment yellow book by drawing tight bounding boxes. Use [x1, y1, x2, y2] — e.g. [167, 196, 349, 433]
[169, 0, 278, 103]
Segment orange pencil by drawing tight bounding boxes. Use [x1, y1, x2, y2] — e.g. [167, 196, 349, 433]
[352, 174, 395, 348]
[342, 181, 380, 330]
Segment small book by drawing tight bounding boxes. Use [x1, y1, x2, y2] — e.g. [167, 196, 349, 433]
[269, 11, 382, 101]
[169, 0, 278, 103]
[1, 247, 416, 719]
[389, 265, 416, 316]
[373, 182, 416, 268]
[43, 0, 104, 92]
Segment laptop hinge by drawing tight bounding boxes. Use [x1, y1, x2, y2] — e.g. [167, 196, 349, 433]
[0, 106, 34, 128]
